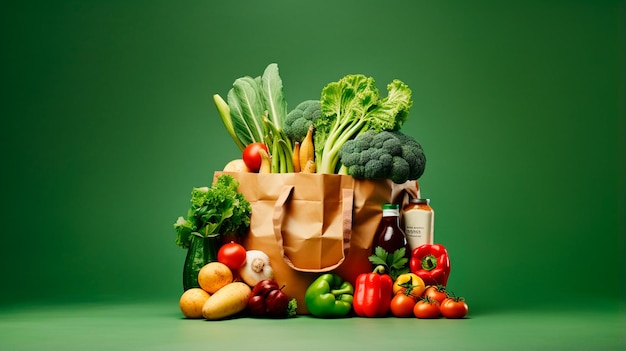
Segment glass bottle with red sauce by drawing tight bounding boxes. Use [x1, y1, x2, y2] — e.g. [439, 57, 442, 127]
[372, 203, 411, 259]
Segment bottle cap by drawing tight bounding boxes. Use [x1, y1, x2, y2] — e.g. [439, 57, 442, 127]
[382, 203, 399, 217]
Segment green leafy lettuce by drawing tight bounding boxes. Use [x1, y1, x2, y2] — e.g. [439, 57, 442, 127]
[314, 74, 413, 174]
[174, 174, 251, 249]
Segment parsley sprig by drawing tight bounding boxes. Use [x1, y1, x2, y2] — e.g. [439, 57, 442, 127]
[368, 246, 409, 281]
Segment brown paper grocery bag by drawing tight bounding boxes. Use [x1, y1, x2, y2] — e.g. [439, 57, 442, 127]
[213, 171, 418, 314]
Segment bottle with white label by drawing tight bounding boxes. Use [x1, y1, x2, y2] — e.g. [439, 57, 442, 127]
[402, 198, 434, 251]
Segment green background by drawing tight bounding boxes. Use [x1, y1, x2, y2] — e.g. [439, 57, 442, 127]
[1, 0, 624, 349]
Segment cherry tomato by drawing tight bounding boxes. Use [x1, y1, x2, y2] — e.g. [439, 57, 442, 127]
[423, 285, 448, 304]
[440, 295, 469, 319]
[242, 142, 269, 172]
[217, 242, 247, 270]
[390, 293, 416, 318]
[413, 296, 441, 319]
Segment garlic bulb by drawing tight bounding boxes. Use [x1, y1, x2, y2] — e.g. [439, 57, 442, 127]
[239, 250, 274, 287]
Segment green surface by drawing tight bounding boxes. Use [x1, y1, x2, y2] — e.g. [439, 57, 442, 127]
[1, 300, 624, 350]
[1, 0, 624, 349]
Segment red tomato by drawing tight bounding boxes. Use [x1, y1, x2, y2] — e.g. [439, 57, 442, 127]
[423, 285, 448, 304]
[217, 242, 247, 270]
[413, 297, 441, 319]
[440, 296, 469, 319]
[390, 293, 416, 318]
[242, 142, 269, 172]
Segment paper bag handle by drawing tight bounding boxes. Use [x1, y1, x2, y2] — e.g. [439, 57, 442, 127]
[272, 185, 353, 273]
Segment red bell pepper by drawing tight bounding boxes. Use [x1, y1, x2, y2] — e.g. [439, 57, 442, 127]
[352, 265, 393, 317]
[409, 244, 451, 287]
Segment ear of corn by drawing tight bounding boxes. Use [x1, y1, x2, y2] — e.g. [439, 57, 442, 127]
[301, 160, 316, 173]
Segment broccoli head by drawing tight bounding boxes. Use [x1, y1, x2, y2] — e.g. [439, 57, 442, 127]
[339, 130, 426, 184]
[284, 100, 321, 142]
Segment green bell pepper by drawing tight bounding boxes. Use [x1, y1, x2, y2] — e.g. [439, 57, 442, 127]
[304, 273, 354, 318]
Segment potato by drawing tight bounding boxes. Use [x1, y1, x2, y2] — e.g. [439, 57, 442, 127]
[198, 262, 233, 294]
[202, 282, 252, 320]
[179, 288, 211, 319]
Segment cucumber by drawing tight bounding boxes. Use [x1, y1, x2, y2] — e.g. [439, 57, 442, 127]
[182, 233, 219, 290]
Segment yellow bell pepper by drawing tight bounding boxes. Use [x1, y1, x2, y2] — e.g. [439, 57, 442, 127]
[393, 273, 426, 297]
